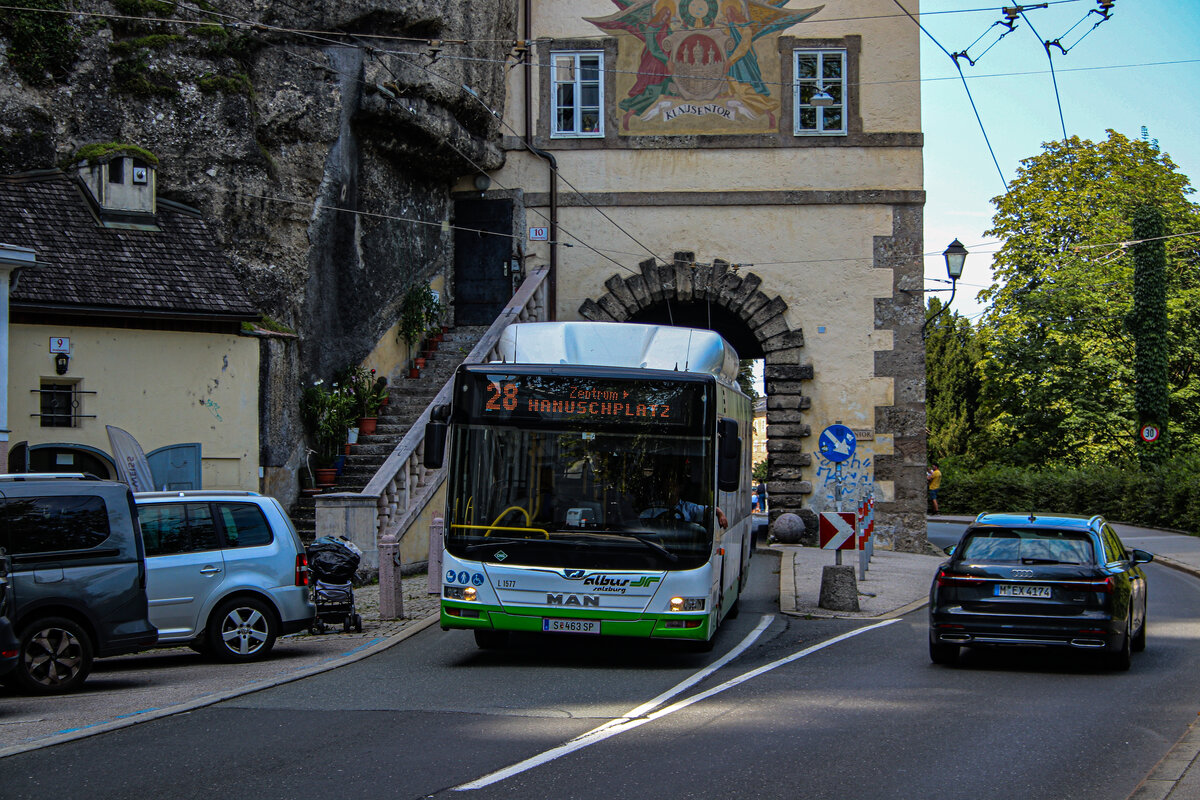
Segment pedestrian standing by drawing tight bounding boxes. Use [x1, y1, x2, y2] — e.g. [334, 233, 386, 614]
[755, 480, 767, 514]
[927, 463, 941, 515]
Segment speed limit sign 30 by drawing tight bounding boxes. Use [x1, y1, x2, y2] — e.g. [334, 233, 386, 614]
[1140, 424, 1160, 443]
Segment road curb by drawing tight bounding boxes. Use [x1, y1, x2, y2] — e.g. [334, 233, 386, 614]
[1128, 713, 1200, 800]
[777, 549, 929, 620]
[1148, 553, 1200, 581]
[0, 613, 440, 761]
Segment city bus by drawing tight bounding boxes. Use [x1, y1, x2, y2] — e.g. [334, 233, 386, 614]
[424, 321, 753, 650]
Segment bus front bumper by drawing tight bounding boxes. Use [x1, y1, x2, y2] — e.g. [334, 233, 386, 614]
[441, 602, 711, 641]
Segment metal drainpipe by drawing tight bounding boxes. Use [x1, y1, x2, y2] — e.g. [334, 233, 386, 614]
[523, 0, 557, 319]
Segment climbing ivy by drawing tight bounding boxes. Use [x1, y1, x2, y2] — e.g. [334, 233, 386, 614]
[109, 33, 183, 97]
[1129, 204, 1170, 465]
[0, 0, 80, 86]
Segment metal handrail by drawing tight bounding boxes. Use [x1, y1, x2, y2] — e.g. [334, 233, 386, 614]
[316, 267, 550, 545]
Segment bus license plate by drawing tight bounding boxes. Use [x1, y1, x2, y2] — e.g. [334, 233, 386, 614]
[994, 584, 1051, 598]
[542, 618, 600, 634]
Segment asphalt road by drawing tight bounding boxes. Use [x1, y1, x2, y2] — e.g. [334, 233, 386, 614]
[3, 547, 1199, 800]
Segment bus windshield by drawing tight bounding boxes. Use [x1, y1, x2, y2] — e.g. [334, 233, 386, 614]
[444, 425, 716, 570]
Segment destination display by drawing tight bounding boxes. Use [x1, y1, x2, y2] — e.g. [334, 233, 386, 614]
[460, 372, 706, 428]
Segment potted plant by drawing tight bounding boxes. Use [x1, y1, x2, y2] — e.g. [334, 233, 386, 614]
[373, 375, 389, 407]
[345, 364, 384, 435]
[423, 290, 444, 348]
[398, 285, 432, 362]
[302, 378, 356, 487]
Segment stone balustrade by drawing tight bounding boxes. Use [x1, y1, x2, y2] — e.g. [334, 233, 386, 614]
[314, 267, 550, 568]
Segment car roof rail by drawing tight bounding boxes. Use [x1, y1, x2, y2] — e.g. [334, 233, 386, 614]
[0, 472, 103, 481]
[134, 490, 262, 498]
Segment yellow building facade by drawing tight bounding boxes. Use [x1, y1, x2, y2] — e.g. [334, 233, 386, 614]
[458, 0, 927, 547]
[11, 323, 260, 489]
[1, 162, 263, 491]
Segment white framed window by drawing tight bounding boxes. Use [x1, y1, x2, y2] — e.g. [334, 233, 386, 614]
[793, 50, 846, 136]
[551, 51, 604, 138]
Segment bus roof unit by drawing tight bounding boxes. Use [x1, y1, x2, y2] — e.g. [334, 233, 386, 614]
[495, 322, 739, 384]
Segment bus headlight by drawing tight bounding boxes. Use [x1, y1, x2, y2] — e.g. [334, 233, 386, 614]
[669, 596, 706, 612]
[445, 586, 479, 602]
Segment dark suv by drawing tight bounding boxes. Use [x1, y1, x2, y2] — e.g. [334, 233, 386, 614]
[930, 512, 1151, 670]
[0, 553, 17, 677]
[0, 474, 158, 693]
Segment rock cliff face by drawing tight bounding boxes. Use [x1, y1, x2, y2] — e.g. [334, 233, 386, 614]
[0, 0, 516, 481]
[1, 0, 513, 361]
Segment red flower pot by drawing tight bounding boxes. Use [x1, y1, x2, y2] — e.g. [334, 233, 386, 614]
[358, 417, 378, 436]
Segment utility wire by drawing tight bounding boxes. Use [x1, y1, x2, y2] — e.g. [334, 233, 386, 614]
[1020, 11, 1069, 144]
[889, 0, 1009, 191]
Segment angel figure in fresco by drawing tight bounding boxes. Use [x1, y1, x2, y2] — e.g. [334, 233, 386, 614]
[588, 0, 824, 130]
[588, 0, 678, 130]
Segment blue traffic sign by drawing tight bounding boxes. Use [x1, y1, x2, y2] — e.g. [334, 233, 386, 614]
[818, 424, 857, 463]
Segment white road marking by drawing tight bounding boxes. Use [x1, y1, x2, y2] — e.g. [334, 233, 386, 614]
[454, 617, 899, 790]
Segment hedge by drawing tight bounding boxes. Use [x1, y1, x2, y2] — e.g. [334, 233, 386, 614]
[937, 454, 1200, 535]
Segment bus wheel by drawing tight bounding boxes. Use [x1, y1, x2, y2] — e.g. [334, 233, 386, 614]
[726, 596, 740, 620]
[474, 629, 509, 650]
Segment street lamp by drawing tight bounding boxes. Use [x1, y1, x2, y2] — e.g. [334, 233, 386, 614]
[922, 239, 968, 335]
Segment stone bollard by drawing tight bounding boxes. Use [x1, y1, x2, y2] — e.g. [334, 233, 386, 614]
[818, 564, 860, 612]
[378, 533, 404, 620]
[771, 512, 807, 544]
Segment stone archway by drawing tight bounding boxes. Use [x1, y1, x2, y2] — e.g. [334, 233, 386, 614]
[578, 251, 816, 532]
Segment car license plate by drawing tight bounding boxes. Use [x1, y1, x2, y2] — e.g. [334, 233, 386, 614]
[994, 584, 1051, 598]
[542, 618, 600, 634]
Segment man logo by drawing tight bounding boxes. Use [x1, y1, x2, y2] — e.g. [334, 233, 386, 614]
[546, 594, 600, 607]
[564, 570, 586, 580]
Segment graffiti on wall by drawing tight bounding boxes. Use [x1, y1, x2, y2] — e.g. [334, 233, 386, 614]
[588, 0, 823, 135]
[811, 450, 873, 512]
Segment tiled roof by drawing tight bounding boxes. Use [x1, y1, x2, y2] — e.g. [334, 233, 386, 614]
[0, 170, 257, 320]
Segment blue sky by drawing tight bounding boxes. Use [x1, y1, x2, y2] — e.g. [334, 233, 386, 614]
[919, 0, 1200, 320]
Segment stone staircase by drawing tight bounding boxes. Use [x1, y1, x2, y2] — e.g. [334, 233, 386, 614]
[291, 325, 488, 542]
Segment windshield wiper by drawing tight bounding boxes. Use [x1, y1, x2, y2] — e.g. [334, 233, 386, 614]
[462, 537, 544, 552]
[610, 532, 679, 564]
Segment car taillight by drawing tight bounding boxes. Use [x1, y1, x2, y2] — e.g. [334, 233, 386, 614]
[0, 649, 15, 659]
[1060, 577, 1113, 593]
[936, 569, 986, 588]
[295, 553, 309, 587]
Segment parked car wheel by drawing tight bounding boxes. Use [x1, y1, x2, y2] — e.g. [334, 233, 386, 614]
[207, 597, 277, 662]
[15, 616, 94, 694]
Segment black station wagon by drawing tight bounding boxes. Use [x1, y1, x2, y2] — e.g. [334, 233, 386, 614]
[929, 512, 1152, 670]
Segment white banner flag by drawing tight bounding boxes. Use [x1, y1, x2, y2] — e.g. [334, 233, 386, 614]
[106, 425, 155, 493]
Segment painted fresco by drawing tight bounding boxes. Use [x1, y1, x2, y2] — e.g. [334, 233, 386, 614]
[588, 0, 823, 135]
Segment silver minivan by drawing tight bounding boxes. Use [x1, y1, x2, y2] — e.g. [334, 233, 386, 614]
[134, 490, 314, 661]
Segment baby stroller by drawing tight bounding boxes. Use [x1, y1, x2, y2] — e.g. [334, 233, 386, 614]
[306, 535, 364, 633]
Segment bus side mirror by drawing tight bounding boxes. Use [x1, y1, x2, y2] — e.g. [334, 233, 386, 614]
[718, 417, 740, 492]
[424, 404, 451, 469]
[424, 421, 447, 469]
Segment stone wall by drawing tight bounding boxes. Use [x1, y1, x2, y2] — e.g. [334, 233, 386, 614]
[0, 0, 518, 492]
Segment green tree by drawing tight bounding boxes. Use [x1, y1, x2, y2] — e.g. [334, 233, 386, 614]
[978, 131, 1200, 467]
[737, 359, 759, 400]
[925, 297, 983, 463]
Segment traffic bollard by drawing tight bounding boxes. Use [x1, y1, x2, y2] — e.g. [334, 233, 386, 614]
[378, 532, 404, 620]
